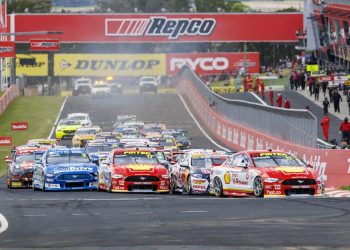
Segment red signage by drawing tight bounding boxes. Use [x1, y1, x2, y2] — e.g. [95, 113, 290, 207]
[30, 39, 60, 51]
[166, 53, 260, 75]
[12, 13, 303, 43]
[11, 122, 28, 130]
[0, 136, 12, 146]
[0, 41, 15, 57]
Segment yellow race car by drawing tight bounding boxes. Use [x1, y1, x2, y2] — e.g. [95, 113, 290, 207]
[72, 126, 102, 147]
[55, 119, 83, 140]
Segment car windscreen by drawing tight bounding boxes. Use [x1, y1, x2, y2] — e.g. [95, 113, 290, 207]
[59, 120, 81, 126]
[75, 129, 96, 135]
[15, 154, 35, 163]
[141, 77, 155, 82]
[251, 153, 307, 168]
[159, 139, 175, 147]
[114, 152, 158, 165]
[86, 145, 112, 153]
[69, 116, 86, 121]
[211, 157, 226, 165]
[191, 157, 212, 169]
[46, 151, 91, 164]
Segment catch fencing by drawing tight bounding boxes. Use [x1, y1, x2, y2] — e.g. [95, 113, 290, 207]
[178, 66, 318, 148]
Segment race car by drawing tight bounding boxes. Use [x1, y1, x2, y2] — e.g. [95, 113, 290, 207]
[72, 126, 102, 147]
[93, 132, 120, 142]
[91, 81, 111, 97]
[55, 119, 83, 139]
[6, 145, 48, 188]
[162, 130, 191, 149]
[210, 150, 324, 198]
[142, 124, 166, 137]
[27, 138, 59, 147]
[98, 148, 170, 193]
[113, 127, 141, 139]
[85, 141, 118, 165]
[32, 147, 98, 191]
[170, 150, 213, 194]
[113, 115, 136, 128]
[66, 113, 92, 127]
[139, 76, 158, 94]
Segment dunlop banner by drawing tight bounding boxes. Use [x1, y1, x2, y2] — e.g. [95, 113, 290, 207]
[54, 54, 166, 76]
[211, 86, 236, 94]
[3, 54, 48, 77]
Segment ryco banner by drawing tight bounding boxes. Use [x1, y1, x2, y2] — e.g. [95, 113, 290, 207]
[3, 54, 48, 77]
[0, 136, 12, 146]
[54, 54, 166, 76]
[12, 13, 302, 43]
[11, 122, 28, 131]
[166, 53, 260, 75]
[30, 39, 60, 51]
[0, 41, 15, 57]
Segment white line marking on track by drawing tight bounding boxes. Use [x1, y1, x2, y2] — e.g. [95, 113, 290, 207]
[48, 96, 68, 139]
[180, 210, 208, 213]
[24, 214, 47, 217]
[249, 92, 267, 106]
[177, 93, 230, 152]
[127, 212, 153, 215]
[72, 213, 88, 216]
[0, 213, 8, 234]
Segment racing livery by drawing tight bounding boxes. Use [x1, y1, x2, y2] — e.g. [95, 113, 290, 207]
[210, 150, 324, 198]
[55, 119, 83, 139]
[6, 145, 48, 188]
[72, 126, 102, 147]
[32, 148, 98, 191]
[98, 148, 169, 193]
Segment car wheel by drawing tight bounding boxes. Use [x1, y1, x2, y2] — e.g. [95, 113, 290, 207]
[186, 176, 193, 195]
[32, 183, 39, 191]
[253, 177, 264, 198]
[107, 176, 112, 193]
[213, 177, 224, 197]
[169, 175, 179, 194]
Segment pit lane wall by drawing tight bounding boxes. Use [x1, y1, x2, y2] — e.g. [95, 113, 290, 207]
[177, 67, 350, 189]
[0, 85, 19, 116]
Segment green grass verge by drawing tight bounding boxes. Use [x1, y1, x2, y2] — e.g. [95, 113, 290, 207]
[341, 186, 350, 191]
[0, 96, 64, 176]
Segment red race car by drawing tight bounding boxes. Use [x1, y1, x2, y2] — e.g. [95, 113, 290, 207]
[98, 148, 170, 193]
[210, 150, 324, 197]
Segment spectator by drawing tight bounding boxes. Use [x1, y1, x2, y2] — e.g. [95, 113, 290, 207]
[307, 77, 314, 96]
[321, 81, 328, 96]
[277, 93, 283, 108]
[339, 117, 350, 144]
[328, 87, 334, 103]
[300, 71, 306, 90]
[289, 74, 294, 90]
[332, 90, 343, 113]
[323, 97, 330, 116]
[314, 80, 320, 101]
[254, 76, 260, 94]
[347, 93, 350, 115]
[236, 76, 241, 92]
[247, 74, 253, 91]
[260, 80, 265, 99]
[269, 87, 274, 106]
[321, 115, 330, 142]
[243, 76, 248, 92]
[284, 98, 291, 109]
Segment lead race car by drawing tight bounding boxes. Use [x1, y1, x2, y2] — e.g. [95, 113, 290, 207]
[98, 148, 170, 193]
[32, 147, 98, 191]
[210, 150, 324, 198]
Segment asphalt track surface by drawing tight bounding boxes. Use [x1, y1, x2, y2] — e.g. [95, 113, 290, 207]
[1, 93, 350, 249]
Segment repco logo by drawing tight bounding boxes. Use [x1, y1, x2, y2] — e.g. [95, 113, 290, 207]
[106, 17, 216, 39]
[0, 46, 13, 53]
[170, 57, 229, 72]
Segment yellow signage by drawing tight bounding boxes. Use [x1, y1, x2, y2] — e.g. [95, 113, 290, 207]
[3, 54, 48, 77]
[54, 54, 166, 76]
[306, 64, 319, 72]
[211, 86, 236, 94]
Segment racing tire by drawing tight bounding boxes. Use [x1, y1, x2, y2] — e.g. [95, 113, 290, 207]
[253, 177, 264, 198]
[186, 176, 193, 195]
[32, 184, 40, 191]
[107, 176, 112, 193]
[213, 177, 224, 197]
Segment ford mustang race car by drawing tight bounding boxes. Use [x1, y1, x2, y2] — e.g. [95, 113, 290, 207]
[72, 126, 102, 147]
[6, 145, 48, 188]
[32, 147, 98, 191]
[170, 150, 213, 194]
[85, 141, 118, 165]
[55, 119, 83, 140]
[210, 150, 324, 198]
[98, 148, 169, 193]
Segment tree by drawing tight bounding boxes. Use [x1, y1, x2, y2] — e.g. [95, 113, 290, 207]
[195, 0, 250, 13]
[277, 7, 299, 13]
[7, 0, 52, 13]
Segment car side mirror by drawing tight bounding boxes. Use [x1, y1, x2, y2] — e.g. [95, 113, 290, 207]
[307, 163, 313, 169]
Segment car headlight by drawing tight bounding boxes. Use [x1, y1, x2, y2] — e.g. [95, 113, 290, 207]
[112, 174, 124, 179]
[192, 174, 203, 179]
[161, 174, 169, 179]
[46, 173, 55, 177]
[264, 178, 280, 183]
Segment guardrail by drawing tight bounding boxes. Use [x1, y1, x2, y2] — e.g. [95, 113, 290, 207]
[178, 66, 318, 148]
[0, 85, 20, 116]
[177, 66, 350, 188]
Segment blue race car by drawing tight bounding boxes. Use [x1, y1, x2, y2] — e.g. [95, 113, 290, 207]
[32, 147, 98, 191]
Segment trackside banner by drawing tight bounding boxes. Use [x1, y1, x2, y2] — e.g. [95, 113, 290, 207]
[54, 54, 166, 76]
[0, 41, 15, 57]
[3, 54, 48, 77]
[12, 13, 303, 43]
[166, 52, 260, 75]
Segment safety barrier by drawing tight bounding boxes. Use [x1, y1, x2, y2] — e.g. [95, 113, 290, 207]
[177, 67, 350, 188]
[179, 66, 318, 148]
[0, 85, 20, 116]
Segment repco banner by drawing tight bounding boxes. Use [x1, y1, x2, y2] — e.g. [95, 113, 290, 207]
[0, 41, 15, 57]
[13, 13, 302, 43]
[54, 54, 166, 76]
[166, 53, 260, 75]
